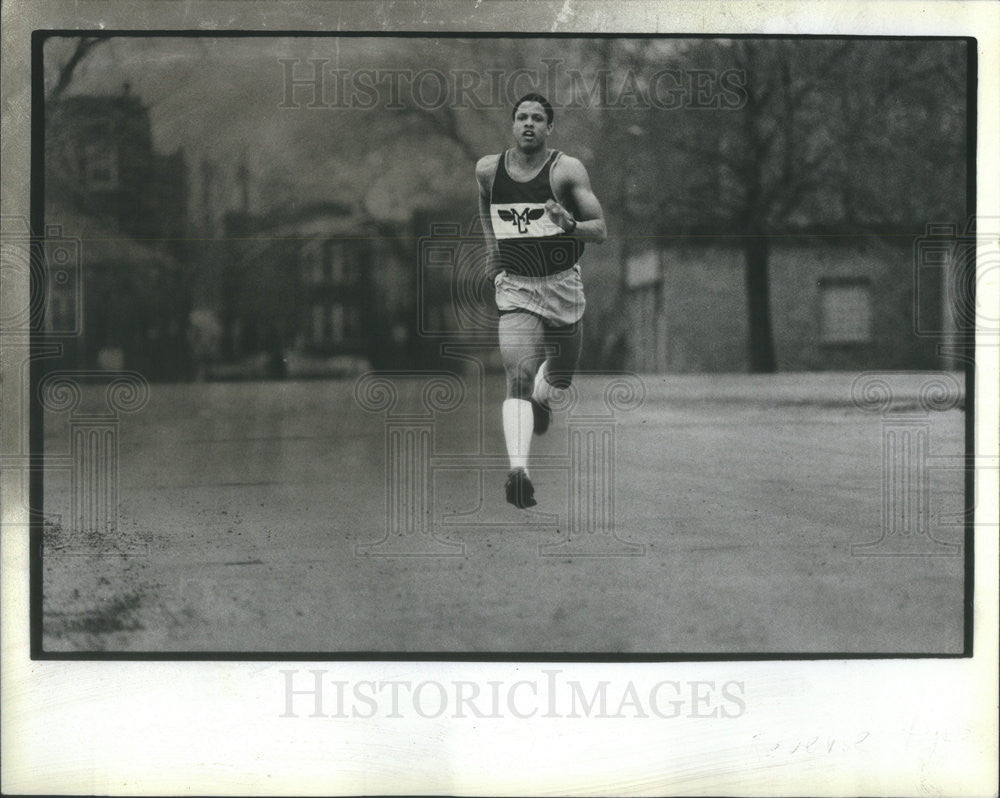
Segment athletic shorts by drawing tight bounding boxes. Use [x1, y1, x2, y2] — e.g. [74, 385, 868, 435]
[494, 265, 586, 327]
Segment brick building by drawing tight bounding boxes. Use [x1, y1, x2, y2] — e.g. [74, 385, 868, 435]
[46, 85, 188, 258]
[206, 202, 462, 378]
[44, 86, 192, 380]
[622, 235, 955, 373]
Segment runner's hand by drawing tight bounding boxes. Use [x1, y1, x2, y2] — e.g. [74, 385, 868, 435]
[545, 199, 575, 233]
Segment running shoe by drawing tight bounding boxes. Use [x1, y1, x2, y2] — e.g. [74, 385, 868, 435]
[505, 467, 537, 509]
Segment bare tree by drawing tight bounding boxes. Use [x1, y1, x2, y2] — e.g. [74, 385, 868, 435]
[627, 38, 965, 373]
[46, 37, 109, 102]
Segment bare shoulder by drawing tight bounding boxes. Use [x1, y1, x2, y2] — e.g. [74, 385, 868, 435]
[551, 153, 590, 186]
[476, 153, 501, 184]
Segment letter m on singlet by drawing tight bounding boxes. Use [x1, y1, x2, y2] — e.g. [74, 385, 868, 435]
[498, 207, 545, 234]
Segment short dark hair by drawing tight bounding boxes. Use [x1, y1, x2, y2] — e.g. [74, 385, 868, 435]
[512, 92, 554, 125]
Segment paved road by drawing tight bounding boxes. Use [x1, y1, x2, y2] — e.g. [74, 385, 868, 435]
[41, 371, 966, 654]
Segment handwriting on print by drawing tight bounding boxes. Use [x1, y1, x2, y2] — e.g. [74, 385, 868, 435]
[752, 731, 871, 758]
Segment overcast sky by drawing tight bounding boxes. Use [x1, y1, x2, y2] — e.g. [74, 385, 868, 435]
[45, 36, 611, 221]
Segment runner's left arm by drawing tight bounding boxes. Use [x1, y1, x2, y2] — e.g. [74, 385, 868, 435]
[547, 156, 607, 244]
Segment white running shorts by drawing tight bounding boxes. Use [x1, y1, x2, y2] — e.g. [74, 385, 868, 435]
[494, 265, 585, 327]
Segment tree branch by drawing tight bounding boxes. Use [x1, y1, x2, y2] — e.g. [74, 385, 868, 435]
[48, 37, 108, 102]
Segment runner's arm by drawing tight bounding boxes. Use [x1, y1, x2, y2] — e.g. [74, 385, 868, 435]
[476, 156, 502, 280]
[549, 156, 607, 244]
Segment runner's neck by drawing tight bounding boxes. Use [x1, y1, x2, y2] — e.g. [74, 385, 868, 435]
[506, 147, 552, 180]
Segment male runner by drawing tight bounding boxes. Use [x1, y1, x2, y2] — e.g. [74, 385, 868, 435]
[476, 92, 607, 509]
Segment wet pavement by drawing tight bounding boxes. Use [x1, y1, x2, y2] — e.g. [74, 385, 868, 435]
[40, 372, 966, 654]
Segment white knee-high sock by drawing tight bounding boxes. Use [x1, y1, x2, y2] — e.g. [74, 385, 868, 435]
[532, 359, 555, 406]
[502, 398, 533, 473]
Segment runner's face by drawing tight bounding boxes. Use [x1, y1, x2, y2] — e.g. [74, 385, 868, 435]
[512, 101, 552, 152]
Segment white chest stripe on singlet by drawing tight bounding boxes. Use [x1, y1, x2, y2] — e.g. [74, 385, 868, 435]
[490, 203, 565, 240]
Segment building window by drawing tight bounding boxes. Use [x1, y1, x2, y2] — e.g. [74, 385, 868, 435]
[321, 241, 361, 285]
[313, 301, 360, 346]
[343, 305, 361, 342]
[312, 303, 333, 343]
[325, 242, 343, 283]
[301, 240, 323, 283]
[342, 245, 359, 283]
[81, 140, 118, 190]
[819, 277, 872, 344]
[330, 303, 345, 343]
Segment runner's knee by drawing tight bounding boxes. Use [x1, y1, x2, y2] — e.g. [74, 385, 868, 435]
[505, 364, 535, 400]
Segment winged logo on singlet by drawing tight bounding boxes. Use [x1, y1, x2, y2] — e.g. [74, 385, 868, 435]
[498, 207, 546, 234]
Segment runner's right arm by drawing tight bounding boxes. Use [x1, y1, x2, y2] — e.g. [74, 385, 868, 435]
[476, 155, 501, 282]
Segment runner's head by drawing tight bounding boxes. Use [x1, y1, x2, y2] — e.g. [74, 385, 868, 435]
[511, 93, 554, 152]
[512, 93, 554, 125]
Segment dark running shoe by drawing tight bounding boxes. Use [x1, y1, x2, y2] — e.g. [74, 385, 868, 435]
[505, 467, 537, 509]
[530, 397, 551, 435]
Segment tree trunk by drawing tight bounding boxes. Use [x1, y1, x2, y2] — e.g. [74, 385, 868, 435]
[743, 232, 777, 373]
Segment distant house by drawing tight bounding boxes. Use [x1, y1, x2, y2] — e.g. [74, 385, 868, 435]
[43, 202, 193, 379]
[264, 204, 376, 358]
[44, 86, 192, 380]
[46, 85, 189, 259]
[409, 207, 492, 356]
[211, 203, 376, 376]
[209, 202, 460, 378]
[622, 234, 954, 373]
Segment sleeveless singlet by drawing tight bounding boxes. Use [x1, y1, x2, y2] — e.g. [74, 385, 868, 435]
[489, 149, 585, 278]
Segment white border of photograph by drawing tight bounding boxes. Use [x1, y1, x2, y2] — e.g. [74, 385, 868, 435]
[2, 1, 997, 795]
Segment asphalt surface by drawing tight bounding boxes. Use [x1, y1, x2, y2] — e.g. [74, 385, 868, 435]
[41, 371, 966, 654]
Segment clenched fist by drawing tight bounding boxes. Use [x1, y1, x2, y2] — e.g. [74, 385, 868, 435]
[545, 199, 576, 233]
